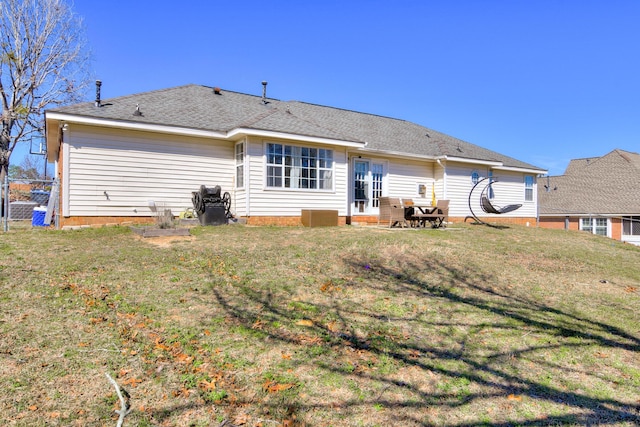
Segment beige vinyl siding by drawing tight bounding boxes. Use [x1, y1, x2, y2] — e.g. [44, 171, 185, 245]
[65, 125, 234, 217]
[445, 162, 538, 218]
[387, 158, 435, 200]
[245, 138, 349, 216]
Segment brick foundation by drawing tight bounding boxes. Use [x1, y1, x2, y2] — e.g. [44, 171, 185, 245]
[58, 214, 538, 228]
[59, 216, 156, 228]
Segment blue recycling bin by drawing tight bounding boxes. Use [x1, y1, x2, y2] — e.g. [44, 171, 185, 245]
[32, 207, 47, 227]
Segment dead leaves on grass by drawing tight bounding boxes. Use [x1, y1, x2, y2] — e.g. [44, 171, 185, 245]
[263, 379, 297, 393]
[295, 319, 314, 327]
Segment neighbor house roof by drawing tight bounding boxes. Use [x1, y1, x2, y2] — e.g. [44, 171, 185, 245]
[539, 149, 640, 215]
[46, 84, 544, 172]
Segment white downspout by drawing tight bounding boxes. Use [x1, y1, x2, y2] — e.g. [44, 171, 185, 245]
[436, 159, 446, 198]
[62, 127, 70, 218]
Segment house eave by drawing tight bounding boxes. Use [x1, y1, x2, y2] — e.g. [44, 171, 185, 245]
[444, 156, 503, 167]
[352, 147, 439, 161]
[228, 128, 365, 148]
[45, 112, 228, 139]
[492, 165, 548, 175]
[45, 112, 367, 150]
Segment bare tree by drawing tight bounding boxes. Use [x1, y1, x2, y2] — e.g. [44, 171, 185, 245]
[9, 154, 48, 180]
[0, 0, 91, 183]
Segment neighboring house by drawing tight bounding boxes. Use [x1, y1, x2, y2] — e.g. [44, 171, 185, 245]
[538, 149, 640, 245]
[44, 83, 546, 228]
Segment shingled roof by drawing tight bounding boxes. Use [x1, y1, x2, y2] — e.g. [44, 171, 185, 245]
[539, 149, 640, 215]
[47, 84, 543, 171]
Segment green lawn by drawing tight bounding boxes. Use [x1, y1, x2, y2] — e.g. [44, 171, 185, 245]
[1, 223, 639, 426]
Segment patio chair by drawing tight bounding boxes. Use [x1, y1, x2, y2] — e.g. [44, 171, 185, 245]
[378, 197, 408, 228]
[402, 198, 419, 227]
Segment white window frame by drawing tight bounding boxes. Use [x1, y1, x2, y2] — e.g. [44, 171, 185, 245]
[235, 141, 245, 189]
[524, 175, 534, 202]
[622, 216, 640, 236]
[265, 142, 334, 191]
[580, 217, 609, 236]
[352, 158, 386, 214]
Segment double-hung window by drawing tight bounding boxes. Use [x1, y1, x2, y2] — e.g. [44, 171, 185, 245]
[524, 175, 534, 201]
[580, 217, 608, 236]
[266, 143, 333, 190]
[235, 142, 245, 188]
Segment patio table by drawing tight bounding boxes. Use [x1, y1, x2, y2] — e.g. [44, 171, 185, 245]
[405, 201, 436, 227]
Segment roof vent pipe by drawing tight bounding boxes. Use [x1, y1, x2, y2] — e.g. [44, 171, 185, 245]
[261, 81, 268, 104]
[95, 80, 102, 107]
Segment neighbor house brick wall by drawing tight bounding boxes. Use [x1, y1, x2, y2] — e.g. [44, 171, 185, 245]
[538, 217, 580, 231]
[452, 216, 538, 227]
[611, 217, 622, 241]
[539, 216, 626, 242]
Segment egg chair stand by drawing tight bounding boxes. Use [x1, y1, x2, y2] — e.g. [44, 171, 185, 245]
[466, 177, 522, 226]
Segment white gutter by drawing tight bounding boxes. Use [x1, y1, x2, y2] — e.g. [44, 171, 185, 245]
[46, 112, 367, 149]
[436, 159, 447, 199]
[62, 132, 70, 217]
[228, 128, 365, 148]
[445, 156, 503, 167]
[492, 165, 548, 174]
[350, 147, 440, 161]
[46, 112, 229, 139]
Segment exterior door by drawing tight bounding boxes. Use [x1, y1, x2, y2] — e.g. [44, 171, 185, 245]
[353, 159, 383, 214]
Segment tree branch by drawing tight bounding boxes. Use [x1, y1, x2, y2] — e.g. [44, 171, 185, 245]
[104, 372, 133, 427]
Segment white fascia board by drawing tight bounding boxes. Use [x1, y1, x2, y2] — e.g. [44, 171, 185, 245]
[492, 165, 548, 175]
[228, 128, 365, 148]
[44, 113, 368, 148]
[45, 113, 227, 139]
[443, 156, 503, 167]
[351, 147, 439, 161]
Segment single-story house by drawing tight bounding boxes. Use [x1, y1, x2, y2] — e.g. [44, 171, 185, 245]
[538, 149, 640, 245]
[44, 82, 546, 228]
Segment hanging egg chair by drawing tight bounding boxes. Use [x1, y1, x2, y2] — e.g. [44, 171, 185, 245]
[467, 177, 522, 226]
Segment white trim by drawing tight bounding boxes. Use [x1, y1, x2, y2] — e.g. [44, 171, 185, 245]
[263, 141, 336, 192]
[446, 156, 503, 167]
[229, 128, 364, 148]
[46, 113, 367, 149]
[46, 113, 546, 175]
[352, 148, 439, 161]
[62, 138, 70, 217]
[46, 113, 228, 139]
[492, 165, 549, 174]
[234, 140, 246, 190]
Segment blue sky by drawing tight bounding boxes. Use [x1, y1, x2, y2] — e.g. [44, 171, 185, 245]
[23, 1, 640, 176]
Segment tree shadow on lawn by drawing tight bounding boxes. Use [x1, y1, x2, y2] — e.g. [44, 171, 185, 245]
[183, 256, 640, 426]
